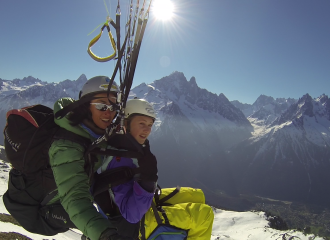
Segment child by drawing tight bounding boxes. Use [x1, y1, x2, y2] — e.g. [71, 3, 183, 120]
[97, 98, 214, 240]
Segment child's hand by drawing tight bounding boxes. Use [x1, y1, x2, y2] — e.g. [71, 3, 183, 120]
[138, 139, 158, 182]
[107, 133, 143, 153]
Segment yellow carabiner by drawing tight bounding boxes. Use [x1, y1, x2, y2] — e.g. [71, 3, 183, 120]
[87, 22, 117, 62]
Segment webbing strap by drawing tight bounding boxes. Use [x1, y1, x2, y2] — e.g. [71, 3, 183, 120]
[140, 215, 146, 240]
[151, 202, 162, 225]
[159, 207, 170, 225]
[156, 186, 181, 206]
[54, 95, 103, 119]
[41, 190, 58, 206]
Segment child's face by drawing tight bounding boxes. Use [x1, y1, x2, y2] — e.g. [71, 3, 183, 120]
[129, 115, 154, 144]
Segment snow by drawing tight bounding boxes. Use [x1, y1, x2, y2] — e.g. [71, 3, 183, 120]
[0, 80, 43, 97]
[0, 158, 323, 240]
[304, 115, 330, 146]
[249, 100, 330, 164]
[177, 96, 237, 131]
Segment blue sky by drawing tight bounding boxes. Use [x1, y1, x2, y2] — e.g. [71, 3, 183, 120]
[1, 0, 330, 104]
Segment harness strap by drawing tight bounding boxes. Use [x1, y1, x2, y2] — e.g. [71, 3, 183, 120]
[151, 202, 162, 225]
[85, 152, 98, 184]
[155, 186, 181, 206]
[159, 206, 170, 225]
[140, 215, 146, 240]
[41, 190, 58, 206]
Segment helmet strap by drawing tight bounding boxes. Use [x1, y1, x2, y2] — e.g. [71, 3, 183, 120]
[125, 118, 131, 133]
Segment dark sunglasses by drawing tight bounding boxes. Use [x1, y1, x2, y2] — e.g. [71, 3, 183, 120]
[90, 103, 115, 112]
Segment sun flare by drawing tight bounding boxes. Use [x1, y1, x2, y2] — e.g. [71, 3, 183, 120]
[152, 0, 174, 21]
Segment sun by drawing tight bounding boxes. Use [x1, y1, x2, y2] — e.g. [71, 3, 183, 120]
[151, 0, 174, 21]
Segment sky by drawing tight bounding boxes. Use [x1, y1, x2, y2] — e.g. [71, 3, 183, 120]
[0, 158, 323, 240]
[1, 0, 330, 104]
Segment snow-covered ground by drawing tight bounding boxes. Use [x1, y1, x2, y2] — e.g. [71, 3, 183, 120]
[0, 159, 323, 240]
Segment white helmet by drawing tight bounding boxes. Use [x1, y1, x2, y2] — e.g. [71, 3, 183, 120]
[125, 99, 156, 120]
[79, 76, 119, 99]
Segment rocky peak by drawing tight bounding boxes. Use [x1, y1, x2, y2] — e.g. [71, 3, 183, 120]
[317, 94, 328, 104]
[253, 95, 275, 108]
[230, 100, 251, 111]
[218, 93, 229, 102]
[76, 74, 88, 84]
[297, 93, 314, 117]
[275, 93, 315, 125]
[189, 76, 197, 87]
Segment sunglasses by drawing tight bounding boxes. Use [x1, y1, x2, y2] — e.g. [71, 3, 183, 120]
[90, 103, 115, 112]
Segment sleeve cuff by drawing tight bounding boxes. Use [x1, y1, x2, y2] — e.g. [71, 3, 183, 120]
[134, 181, 156, 196]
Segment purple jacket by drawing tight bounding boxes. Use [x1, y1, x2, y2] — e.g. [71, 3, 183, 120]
[106, 156, 154, 223]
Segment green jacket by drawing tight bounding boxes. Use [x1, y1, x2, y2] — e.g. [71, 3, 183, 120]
[48, 98, 111, 240]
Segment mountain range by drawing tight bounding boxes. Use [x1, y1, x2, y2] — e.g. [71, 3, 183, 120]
[1, 72, 329, 209]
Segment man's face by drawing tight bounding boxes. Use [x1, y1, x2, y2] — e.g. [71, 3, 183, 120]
[89, 93, 116, 129]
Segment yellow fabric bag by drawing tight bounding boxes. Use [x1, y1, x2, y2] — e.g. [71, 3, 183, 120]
[139, 187, 214, 240]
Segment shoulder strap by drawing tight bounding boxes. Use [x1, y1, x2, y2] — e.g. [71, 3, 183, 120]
[53, 127, 91, 148]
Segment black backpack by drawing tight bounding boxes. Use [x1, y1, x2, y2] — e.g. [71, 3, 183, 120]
[2, 104, 143, 236]
[2, 104, 93, 235]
